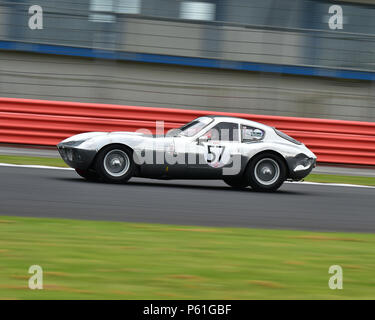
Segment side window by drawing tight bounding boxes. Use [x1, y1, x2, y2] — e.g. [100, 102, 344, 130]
[205, 122, 239, 141]
[241, 125, 264, 142]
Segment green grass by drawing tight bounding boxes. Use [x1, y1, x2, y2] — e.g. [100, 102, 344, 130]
[0, 155, 67, 167]
[0, 216, 375, 299]
[0, 155, 374, 186]
[305, 174, 375, 186]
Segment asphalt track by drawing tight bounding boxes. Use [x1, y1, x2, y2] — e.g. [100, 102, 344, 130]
[1, 165, 374, 233]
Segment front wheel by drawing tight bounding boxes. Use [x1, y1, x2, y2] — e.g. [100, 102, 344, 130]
[95, 146, 135, 183]
[246, 153, 286, 192]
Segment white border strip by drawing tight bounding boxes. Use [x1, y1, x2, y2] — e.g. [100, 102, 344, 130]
[0, 162, 73, 170]
[0, 162, 374, 189]
[285, 180, 375, 189]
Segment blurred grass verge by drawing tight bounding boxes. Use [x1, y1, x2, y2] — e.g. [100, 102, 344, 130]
[0, 155, 68, 167]
[0, 155, 374, 186]
[303, 174, 375, 186]
[0, 216, 374, 299]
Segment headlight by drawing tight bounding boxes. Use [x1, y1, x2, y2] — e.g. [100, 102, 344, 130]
[61, 140, 86, 147]
[66, 149, 73, 161]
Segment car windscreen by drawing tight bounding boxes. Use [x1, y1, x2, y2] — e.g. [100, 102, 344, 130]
[178, 117, 213, 137]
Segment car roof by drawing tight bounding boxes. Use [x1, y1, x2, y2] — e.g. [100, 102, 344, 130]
[203, 115, 271, 131]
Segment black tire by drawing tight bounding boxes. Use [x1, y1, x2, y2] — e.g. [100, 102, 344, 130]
[246, 153, 286, 192]
[75, 168, 100, 182]
[223, 175, 249, 189]
[95, 145, 135, 183]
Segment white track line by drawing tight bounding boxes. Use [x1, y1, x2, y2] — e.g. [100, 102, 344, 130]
[285, 181, 375, 189]
[0, 162, 374, 189]
[0, 162, 73, 170]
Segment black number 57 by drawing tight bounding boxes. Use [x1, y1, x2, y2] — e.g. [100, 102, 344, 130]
[207, 145, 225, 163]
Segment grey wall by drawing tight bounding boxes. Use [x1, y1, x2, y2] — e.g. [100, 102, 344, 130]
[1, 51, 374, 122]
[120, 17, 309, 66]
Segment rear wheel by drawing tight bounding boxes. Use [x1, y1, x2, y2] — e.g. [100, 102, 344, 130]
[95, 146, 134, 183]
[223, 175, 249, 189]
[246, 153, 286, 192]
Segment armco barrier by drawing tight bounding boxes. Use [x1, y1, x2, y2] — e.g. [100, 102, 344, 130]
[0, 97, 375, 165]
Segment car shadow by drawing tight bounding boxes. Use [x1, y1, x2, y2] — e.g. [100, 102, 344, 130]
[53, 177, 308, 195]
[128, 181, 308, 195]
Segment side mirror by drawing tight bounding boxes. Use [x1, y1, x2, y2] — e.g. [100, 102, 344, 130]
[197, 136, 209, 145]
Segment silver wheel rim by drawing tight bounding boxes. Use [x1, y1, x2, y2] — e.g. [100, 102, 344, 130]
[103, 149, 130, 177]
[254, 158, 280, 186]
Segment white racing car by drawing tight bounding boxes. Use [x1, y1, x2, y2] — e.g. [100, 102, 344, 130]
[57, 116, 316, 191]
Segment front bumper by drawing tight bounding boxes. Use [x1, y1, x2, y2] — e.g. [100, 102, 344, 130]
[57, 143, 97, 170]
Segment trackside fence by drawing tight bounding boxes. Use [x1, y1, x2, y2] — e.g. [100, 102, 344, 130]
[0, 97, 375, 165]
